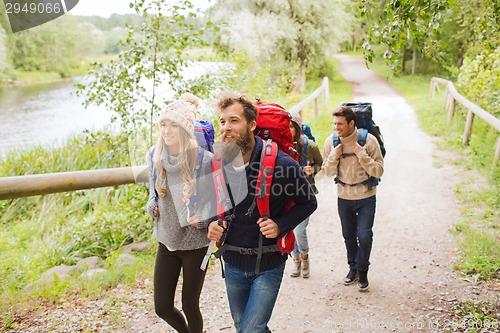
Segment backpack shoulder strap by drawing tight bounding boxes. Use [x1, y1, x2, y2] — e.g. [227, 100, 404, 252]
[150, 146, 158, 199]
[254, 139, 277, 274]
[301, 135, 309, 167]
[255, 139, 278, 220]
[332, 131, 340, 147]
[188, 147, 205, 207]
[211, 152, 229, 221]
[357, 128, 368, 147]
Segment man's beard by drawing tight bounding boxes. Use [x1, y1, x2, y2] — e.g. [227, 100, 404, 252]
[217, 126, 253, 162]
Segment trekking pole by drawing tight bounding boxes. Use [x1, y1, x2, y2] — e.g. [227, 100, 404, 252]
[200, 240, 215, 271]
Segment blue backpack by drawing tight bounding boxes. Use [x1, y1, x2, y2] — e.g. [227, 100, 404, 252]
[194, 119, 215, 153]
[301, 123, 316, 142]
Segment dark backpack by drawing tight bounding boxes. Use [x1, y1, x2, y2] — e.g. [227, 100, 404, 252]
[194, 119, 215, 153]
[339, 102, 386, 157]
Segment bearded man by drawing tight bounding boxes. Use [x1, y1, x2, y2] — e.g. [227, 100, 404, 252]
[207, 91, 317, 333]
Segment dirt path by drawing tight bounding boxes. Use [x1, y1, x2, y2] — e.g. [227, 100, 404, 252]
[125, 55, 473, 333]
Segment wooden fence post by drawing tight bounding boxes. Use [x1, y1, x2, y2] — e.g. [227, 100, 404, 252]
[494, 138, 500, 168]
[448, 98, 456, 122]
[323, 76, 329, 111]
[463, 110, 475, 146]
[313, 97, 318, 116]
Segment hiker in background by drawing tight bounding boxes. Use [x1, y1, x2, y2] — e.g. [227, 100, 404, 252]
[207, 92, 317, 332]
[146, 94, 213, 333]
[289, 113, 323, 278]
[322, 105, 384, 291]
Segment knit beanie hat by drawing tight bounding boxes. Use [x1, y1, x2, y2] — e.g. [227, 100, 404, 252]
[159, 95, 199, 137]
[290, 113, 302, 126]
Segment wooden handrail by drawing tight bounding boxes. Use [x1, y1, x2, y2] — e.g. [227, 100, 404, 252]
[429, 77, 500, 167]
[289, 76, 329, 116]
[0, 166, 148, 200]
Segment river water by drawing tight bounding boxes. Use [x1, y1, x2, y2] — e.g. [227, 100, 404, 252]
[0, 62, 223, 156]
[0, 78, 112, 155]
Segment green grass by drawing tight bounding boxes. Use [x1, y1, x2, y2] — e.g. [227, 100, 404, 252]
[0, 132, 153, 313]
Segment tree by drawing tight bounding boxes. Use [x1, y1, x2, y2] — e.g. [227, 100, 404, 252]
[209, 0, 355, 93]
[77, 0, 216, 148]
[361, 0, 499, 76]
[9, 15, 81, 76]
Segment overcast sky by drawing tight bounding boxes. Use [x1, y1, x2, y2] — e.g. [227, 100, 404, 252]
[69, 0, 211, 17]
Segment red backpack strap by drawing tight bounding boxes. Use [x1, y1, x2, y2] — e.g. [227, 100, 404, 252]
[212, 152, 228, 221]
[255, 139, 277, 219]
[253, 139, 277, 273]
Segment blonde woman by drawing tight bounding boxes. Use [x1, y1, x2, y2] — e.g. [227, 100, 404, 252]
[146, 95, 213, 333]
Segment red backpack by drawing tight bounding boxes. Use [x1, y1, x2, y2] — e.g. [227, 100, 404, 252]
[254, 100, 299, 162]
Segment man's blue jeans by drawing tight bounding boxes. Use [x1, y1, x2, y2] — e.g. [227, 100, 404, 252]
[337, 196, 376, 272]
[224, 262, 285, 333]
[291, 216, 310, 257]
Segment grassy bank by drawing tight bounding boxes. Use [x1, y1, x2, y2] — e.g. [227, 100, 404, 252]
[0, 132, 153, 317]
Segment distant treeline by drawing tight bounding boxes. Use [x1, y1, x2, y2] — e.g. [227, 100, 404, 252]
[0, 13, 144, 81]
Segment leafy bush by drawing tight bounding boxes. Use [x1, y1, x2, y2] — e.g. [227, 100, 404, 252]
[456, 48, 500, 117]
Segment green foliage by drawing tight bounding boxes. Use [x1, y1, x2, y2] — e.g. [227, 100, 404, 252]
[8, 15, 82, 77]
[0, 134, 151, 304]
[453, 223, 500, 279]
[361, 0, 447, 74]
[456, 48, 500, 117]
[453, 300, 500, 330]
[361, 0, 499, 77]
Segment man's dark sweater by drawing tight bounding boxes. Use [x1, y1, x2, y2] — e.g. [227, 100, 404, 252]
[221, 136, 317, 273]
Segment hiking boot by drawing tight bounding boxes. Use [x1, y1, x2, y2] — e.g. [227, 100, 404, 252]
[342, 268, 358, 285]
[358, 271, 369, 291]
[290, 256, 301, 277]
[301, 253, 310, 278]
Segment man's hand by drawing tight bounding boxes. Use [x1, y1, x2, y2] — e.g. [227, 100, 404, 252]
[332, 143, 343, 157]
[257, 217, 280, 239]
[207, 220, 227, 242]
[153, 207, 159, 218]
[353, 142, 366, 155]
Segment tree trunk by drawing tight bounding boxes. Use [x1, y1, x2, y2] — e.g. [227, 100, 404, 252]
[402, 48, 406, 74]
[411, 48, 417, 75]
[288, 58, 308, 94]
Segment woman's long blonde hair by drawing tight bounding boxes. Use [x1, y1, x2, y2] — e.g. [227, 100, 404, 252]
[153, 129, 198, 200]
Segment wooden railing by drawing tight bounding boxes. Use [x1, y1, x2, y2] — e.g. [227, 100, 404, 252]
[0, 77, 330, 200]
[0, 166, 149, 200]
[430, 77, 500, 167]
[289, 76, 329, 116]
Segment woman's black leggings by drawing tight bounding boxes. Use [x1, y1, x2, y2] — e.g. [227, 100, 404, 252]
[154, 243, 208, 333]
